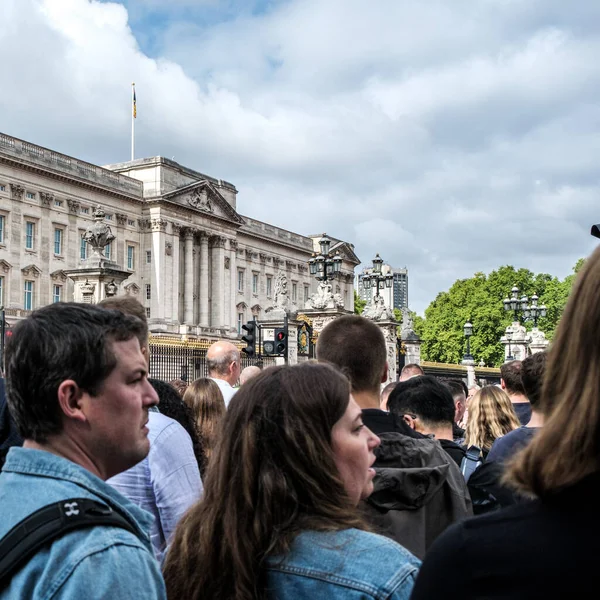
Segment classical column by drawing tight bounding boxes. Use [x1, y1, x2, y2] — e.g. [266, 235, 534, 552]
[150, 218, 168, 323]
[198, 232, 209, 327]
[183, 228, 195, 325]
[210, 235, 226, 327]
[229, 240, 238, 330]
[171, 223, 183, 324]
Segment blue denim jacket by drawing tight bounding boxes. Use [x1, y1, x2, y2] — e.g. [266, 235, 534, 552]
[0, 448, 166, 600]
[266, 529, 420, 599]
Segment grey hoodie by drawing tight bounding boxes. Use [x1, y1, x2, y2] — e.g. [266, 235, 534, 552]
[364, 432, 472, 559]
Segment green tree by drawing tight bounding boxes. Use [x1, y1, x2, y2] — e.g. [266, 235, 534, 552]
[418, 261, 582, 366]
[354, 290, 366, 315]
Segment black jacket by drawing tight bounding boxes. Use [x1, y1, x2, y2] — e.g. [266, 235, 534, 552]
[363, 431, 472, 559]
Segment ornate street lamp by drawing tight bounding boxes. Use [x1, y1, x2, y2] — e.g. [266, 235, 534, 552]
[522, 294, 547, 328]
[503, 285, 529, 323]
[308, 234, 342, 283]
[362, 254, 393, 299]
[505, 328, 514, 362]
[463, 320, 473, 362]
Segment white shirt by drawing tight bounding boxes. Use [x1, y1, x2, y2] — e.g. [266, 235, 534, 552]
[210, 377, 237, 407]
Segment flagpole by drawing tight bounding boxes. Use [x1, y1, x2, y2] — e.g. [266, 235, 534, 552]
[131, 82, 135, 161]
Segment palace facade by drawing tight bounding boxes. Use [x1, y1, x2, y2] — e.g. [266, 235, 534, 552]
[0, 132, 359, 338]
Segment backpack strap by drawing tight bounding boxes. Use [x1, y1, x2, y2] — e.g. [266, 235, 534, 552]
[460, 445, 482, 482]
[0, 498, 138, 588]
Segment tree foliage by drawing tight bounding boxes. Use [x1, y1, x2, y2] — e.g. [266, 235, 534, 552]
[354, 290, 366, 315]
[418, 261, 583, 367]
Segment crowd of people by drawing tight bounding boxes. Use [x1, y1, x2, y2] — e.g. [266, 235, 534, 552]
[2, 245, 600, 598]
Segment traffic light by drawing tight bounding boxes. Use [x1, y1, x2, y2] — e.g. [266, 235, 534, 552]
[274, 327, 287, 356]
[241, 321, 257, 356]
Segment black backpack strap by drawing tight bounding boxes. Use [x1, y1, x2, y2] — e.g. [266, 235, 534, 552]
[460, 445, 482, 482]
[0, 498, 138, 587]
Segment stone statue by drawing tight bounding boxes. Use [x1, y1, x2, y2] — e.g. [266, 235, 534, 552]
[188, 187, 213, 212]
[82, 206, 115, 257]
[273, 271, 289, 308]
[363, 295, 394, 322]
[401, 307, 414, 333]
[305, 281, 344, 310]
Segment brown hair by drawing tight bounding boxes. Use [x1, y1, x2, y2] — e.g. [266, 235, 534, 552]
[163, 362, 366, 600]
[508, 251, 600, 497]
[316, 315, 386, 393]
[464, 386, 520, 453]
[183, 378, 225, 464]
[500, 360, 525, 395]
[520, 352, 547, 408]
[98, 295, 148, 344]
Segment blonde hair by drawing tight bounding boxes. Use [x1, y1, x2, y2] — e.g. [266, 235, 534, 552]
[464, 386, 520, 452]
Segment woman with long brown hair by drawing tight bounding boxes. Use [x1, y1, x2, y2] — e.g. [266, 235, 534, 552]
[183, 377, 225, 471]
[411, 247, 600, 599]
[163, 362, 420, 599]
[463, 385, 520, 458]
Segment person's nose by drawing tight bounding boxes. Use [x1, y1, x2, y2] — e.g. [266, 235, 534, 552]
[143, 380, 159, 407]
[367, 427, 380, 450]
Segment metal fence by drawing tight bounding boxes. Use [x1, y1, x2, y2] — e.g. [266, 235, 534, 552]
[149, 340, 277, 383]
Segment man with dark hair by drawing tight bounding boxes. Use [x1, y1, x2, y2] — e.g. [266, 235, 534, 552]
[317, 315, 471, 559]
[388, 376, 466, 466]
[0, 303, 165, 597]
[101, 296, 202, 562]
[500, 360, 531, 425]
[488, 352, 547, 464]
[444, 380, 467, 441]
[399, 363, 424, 382]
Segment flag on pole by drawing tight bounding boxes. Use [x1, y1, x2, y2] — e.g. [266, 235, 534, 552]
[132, 84, 137, 119]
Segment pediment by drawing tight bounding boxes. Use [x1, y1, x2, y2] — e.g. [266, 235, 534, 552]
[0, 259, 12, 273]
[21, 264, 42, 278]
[163, 181, 245, 226]
[330, 241, 360, 265]
[50, 269, 68, 283]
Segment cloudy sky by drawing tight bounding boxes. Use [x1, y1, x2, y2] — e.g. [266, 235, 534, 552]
[2, 0, 599, 313]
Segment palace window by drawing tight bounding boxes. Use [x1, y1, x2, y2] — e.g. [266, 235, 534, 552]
[81, 207, 89, 215]
[252, 273, 258, 295]
[54, 199, 63, 207]
[292, 283, 297, 302]
[127, 245, 135, 270]
[237, 270, 244, 292]
[304, 284, 310, 303]
[0, 215, 4, 244]
[26, 192, 35, 200]
[25, 221, 35, 250]
[146, 284, 151, 300]
[24, 281, 33, 310]
[0, 185, 5, 192]
[0, 276, 4, 306]
[146, 250, 152, 264]
[80, 236, 88, 260]
[146, 307, 151, 319]
[266, 276, 272, 297]
[237, 312, 244, 334]
[53, 284, 62, 303]
[54, 228, 63, 255]
[105, 241, 112, 260]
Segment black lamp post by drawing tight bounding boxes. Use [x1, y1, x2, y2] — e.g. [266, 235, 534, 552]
[362, 253, 393, 299]
[308, 235, 342, 283]
[505, 328, 514, 362]
[523, 294, 547, 328]
[463, 320, 473, 362]
[503, 285, 529, 323]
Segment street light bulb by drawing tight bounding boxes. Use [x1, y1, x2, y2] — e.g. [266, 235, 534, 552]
[372, 253, 383, 274]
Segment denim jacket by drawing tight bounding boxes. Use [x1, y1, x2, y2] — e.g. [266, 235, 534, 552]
[266, 529, 420, 599]
[0, 447, 166, 600]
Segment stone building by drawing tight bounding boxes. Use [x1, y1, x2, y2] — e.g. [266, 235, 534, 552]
[0, 132, 358, 337]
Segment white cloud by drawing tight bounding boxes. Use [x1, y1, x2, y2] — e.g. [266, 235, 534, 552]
[0, 0, 597, 313]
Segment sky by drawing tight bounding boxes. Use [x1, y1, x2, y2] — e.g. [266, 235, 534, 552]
[1, 0, 599, 314]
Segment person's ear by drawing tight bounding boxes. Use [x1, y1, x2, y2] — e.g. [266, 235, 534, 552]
[57, 380, 87, 424]
[403, 415, 417, 430]
[381, 362, 389, 384]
